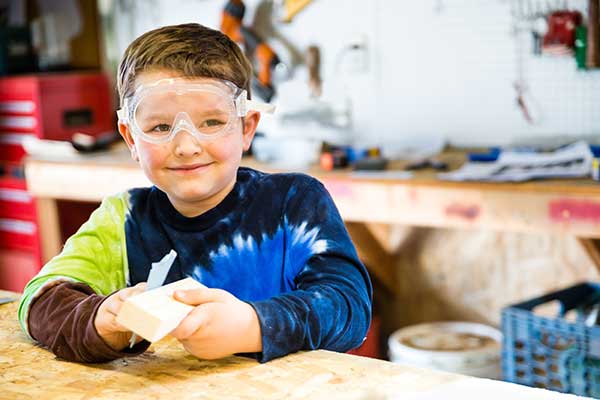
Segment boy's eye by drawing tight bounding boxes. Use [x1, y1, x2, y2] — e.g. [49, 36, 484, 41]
[150, 124, 171, 133]
[202, 119, 225, 128]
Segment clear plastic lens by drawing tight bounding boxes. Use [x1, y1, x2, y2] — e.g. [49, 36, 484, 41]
[119, 78, 273, 144]
[133, 88, 235, 141]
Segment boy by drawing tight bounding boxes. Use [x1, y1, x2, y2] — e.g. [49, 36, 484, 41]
[18, 23, 371, 363]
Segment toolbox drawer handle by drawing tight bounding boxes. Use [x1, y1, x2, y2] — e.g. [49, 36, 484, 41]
[0, 188, 32, 203]
[0, 116, 36, 129]
[0, 133, 35, 145]
[0, 101, 35, 114]
[63, 108, 93, 127]
[0, 218, 36, 235]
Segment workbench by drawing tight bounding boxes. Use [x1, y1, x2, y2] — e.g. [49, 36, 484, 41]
[0, 291, 582, 399]
[23, 149, 600, 295]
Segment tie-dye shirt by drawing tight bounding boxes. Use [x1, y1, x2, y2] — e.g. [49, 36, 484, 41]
[19, 167, 372, 362]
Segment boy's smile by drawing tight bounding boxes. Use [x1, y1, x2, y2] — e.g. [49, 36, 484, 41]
[167, 161, 214, 173]
[118, 69, 260, 218]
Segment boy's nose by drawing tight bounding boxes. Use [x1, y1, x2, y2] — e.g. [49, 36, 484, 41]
[172, 129, 203, 157]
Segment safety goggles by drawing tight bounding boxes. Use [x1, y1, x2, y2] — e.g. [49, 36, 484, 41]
[116, 78, 275, 144]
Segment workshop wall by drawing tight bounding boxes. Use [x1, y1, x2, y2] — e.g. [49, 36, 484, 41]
[103, 0, 600, 147]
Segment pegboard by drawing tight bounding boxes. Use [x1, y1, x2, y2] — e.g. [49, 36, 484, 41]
[373, 0, 600, 146]
[509, 0, 600, 138]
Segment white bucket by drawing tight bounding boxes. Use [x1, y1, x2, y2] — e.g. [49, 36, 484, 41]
[388, 321, 502, 379]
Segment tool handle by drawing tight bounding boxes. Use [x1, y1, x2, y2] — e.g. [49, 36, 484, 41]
[220, 0, 245, 43]
[587, 0, 600, 68]
[305, 45, 322, 98]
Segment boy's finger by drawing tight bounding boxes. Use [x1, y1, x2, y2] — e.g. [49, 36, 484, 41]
[104, 298, 123, 316]
[173, 287, 223, 306]
[170, 307, 206, 339]
[108, 316, 129, 333]
[118, 283, 147, 301]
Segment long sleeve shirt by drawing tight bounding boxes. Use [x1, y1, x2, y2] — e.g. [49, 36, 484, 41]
[18, 167, 372, 363]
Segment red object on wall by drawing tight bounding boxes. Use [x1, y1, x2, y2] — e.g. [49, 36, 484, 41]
[0, 72, 114, 291]
[543, 11, 582, 48]
[347, 315, 382, 359]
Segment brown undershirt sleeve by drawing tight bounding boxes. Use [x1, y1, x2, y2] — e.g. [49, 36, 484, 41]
[27, 281, 150, 363]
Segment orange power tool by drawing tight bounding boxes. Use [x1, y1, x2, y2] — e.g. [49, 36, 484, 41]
[221, 0, 281, 102]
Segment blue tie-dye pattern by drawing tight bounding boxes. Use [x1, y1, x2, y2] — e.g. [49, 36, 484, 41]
[193, 229, 284, 301]
[191, 221, 327, 302]
[284, 219, 327, 284]
[124, 168, 372, 363]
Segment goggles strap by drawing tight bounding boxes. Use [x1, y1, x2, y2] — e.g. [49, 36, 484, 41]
[116, 98, 129, 123]
[235, 90, 276, 117]
[247, 99, 276, 114]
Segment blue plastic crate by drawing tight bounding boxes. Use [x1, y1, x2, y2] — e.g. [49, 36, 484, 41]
[502, 283, 600, 397]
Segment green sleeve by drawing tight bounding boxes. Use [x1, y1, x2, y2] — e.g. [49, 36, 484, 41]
[18, 192, 131, 336]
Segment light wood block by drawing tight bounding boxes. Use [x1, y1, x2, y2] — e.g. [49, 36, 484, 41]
[116, 278, 204, 343]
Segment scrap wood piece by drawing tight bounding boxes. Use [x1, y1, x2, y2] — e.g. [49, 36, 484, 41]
[116, 278, 204, 343]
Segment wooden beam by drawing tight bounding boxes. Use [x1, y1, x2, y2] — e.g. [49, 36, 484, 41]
[577, 238, 600, 276]
[346, 222, 398, 295]
[25, 155, 600, 238]
[35, 198, 62, 264]
[25, 158, 151, 202]
[365, 223, 414, 255]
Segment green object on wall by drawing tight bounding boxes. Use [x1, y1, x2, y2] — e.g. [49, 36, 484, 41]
[575, 25, 588, 70]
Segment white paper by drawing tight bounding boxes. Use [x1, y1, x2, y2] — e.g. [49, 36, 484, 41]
[438, 141, 593, 182]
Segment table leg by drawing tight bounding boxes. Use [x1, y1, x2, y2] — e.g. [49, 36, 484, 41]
[35, 198, 62, 264]
[578, 238, 600, 276]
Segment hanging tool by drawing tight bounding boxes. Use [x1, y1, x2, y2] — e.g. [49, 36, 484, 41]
[276, 0, 314, 23]
[542, 10, 582, 56]
[514, 37, 535, 124]
[221, 0, 281, 102]
[511, 2, 543, 125]
[305, 45, 321, 98]
[587, 0, 600, 68]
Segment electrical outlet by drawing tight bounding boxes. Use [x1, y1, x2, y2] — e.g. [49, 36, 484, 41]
[343, 34, 368, 75]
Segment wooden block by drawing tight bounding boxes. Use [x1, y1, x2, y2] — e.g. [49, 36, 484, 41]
[116, 278, 204, 343]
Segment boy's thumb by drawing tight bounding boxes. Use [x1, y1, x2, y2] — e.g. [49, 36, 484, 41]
[173, 288, 217, 305]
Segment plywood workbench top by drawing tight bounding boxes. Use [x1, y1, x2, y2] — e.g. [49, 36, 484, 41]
[0, 297, 584, 399]
[0, 297, 456, 399]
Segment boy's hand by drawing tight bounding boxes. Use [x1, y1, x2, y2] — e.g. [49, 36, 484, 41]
[94, 283, 146, 351]
[170, 287, 262, 359]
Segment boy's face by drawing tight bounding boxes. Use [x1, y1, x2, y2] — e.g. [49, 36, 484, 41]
[118, 70, 260, 217]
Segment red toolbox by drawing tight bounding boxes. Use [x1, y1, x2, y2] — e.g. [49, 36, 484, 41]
[0, 72, 113, 159]
[0, 185, 36, 221]
[0, 72, 113, 290]
[0, 217, 38, 253]
[0, 132, 35, 162]
[0, 248, 40, 293]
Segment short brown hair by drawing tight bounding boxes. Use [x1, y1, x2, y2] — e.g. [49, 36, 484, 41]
[117, 23, 253, 106]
